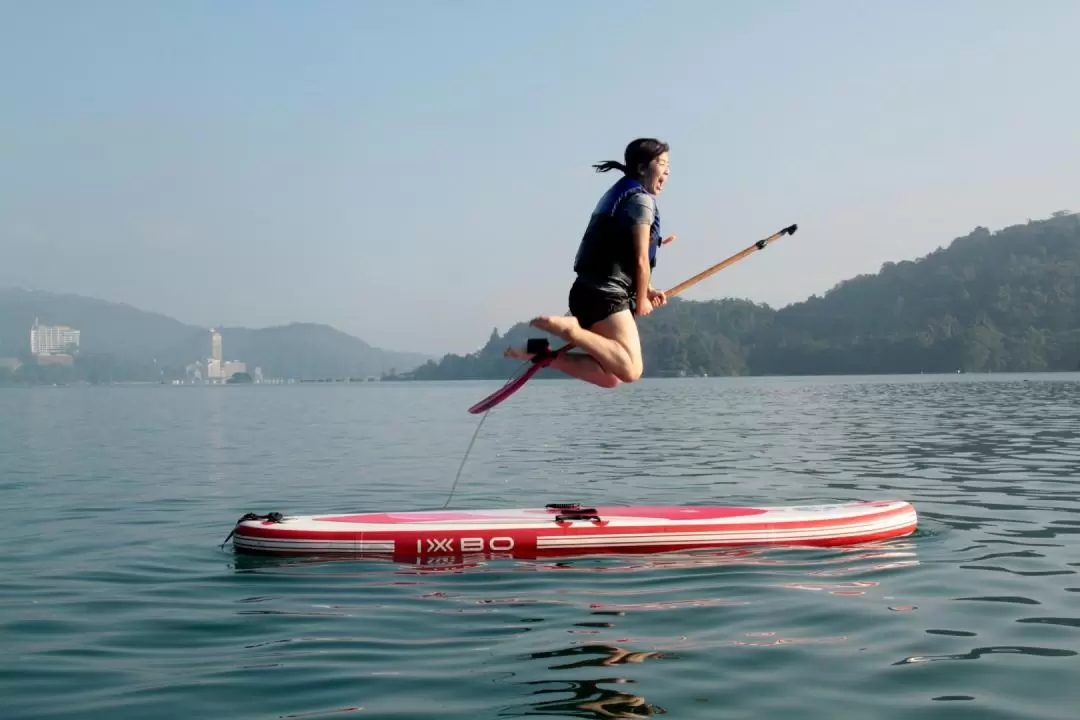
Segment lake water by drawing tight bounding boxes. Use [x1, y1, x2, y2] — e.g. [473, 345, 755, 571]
[3, 374, 1080, 719]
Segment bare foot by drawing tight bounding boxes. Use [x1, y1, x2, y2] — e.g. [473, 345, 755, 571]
[530, 314, 580, 342]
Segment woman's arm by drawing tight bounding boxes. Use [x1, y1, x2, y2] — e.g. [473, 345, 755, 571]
[632, 224, 653, 314]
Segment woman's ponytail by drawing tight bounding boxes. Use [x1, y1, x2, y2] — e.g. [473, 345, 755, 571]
[591, 138, 669, 178]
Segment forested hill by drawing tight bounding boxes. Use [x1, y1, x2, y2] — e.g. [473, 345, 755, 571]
[393, 211, 1080, 380]
[0, 289, 431, 383]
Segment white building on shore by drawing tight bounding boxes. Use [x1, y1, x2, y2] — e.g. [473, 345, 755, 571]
[30, 318, 81, 355]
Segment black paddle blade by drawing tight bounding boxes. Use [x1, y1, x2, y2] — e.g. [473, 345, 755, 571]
[783, 223, 798, 235]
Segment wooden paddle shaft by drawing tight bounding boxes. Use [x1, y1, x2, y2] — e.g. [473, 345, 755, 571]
[663, 223, 797, 299]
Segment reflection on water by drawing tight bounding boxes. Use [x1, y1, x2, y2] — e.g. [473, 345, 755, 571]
[897, 645, 1078, 665]
[229, 540, 921, 578]
[225, 534, 926, 718]
[511, 677, 664, 718]
[510, 643, 671, 718]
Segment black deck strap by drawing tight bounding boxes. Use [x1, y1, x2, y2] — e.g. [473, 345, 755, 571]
[239, 511, 283, 523]
[559, 506, 598, 516]
[219, 511, 283, 548]
[555, 512, 603, 524]
[553, 506, 602, 524]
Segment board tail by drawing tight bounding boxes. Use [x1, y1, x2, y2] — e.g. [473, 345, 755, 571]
[468, 339, 560, 414]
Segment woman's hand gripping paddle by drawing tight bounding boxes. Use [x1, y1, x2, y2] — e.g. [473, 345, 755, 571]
[467, 223, 798, 414]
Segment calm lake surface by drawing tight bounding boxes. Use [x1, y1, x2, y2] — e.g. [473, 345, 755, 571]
[3, 374, 1080, 719]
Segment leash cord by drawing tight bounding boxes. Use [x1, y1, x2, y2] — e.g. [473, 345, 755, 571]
[442, 357, 533, 508]
[441, 406, 491, 509]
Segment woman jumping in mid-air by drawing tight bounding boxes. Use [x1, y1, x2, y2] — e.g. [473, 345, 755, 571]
[506, 137, 675, 388]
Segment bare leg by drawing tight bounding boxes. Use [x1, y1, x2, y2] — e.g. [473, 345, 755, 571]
[504, 310, 643, 386]
[549, 351, 622, 388]
[505, 343, 625, 388]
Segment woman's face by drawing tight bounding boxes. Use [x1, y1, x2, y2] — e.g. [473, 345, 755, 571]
[640, 152, 670, 194]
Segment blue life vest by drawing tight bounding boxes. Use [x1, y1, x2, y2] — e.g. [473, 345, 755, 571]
[573, 176, 662, 290]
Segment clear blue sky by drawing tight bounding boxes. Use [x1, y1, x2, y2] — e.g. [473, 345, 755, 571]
[2, 0, 1078, 355]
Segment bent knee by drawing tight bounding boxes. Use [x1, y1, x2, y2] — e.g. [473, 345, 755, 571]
[597, 375, 622, 389]
[614, 363, 644, 384]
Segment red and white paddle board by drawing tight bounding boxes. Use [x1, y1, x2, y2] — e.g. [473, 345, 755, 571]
[228, 499, 917, 560]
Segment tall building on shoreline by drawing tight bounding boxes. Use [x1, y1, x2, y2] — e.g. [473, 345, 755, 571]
[30, 318, 80, 355]
[182, 327, 247, 384]
[207, 328, 223, 379]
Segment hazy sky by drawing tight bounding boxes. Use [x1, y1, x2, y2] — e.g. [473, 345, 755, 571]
[3, 1, 1078, 355]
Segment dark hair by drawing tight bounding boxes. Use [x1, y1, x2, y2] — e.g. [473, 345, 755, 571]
[592, 138, 670, 178]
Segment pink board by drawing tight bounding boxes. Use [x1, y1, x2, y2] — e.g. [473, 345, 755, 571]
[229, 500, 918, 561]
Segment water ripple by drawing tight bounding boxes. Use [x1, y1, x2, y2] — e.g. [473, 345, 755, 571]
[3, 375, 1080, 719]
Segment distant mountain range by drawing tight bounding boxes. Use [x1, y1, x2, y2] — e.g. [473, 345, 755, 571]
[0, 288, 431, 381]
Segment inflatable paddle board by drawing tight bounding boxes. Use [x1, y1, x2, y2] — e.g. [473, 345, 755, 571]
[226, 499, 917, 560]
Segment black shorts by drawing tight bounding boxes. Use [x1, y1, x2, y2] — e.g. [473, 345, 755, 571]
[568, 279, 635, 329]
